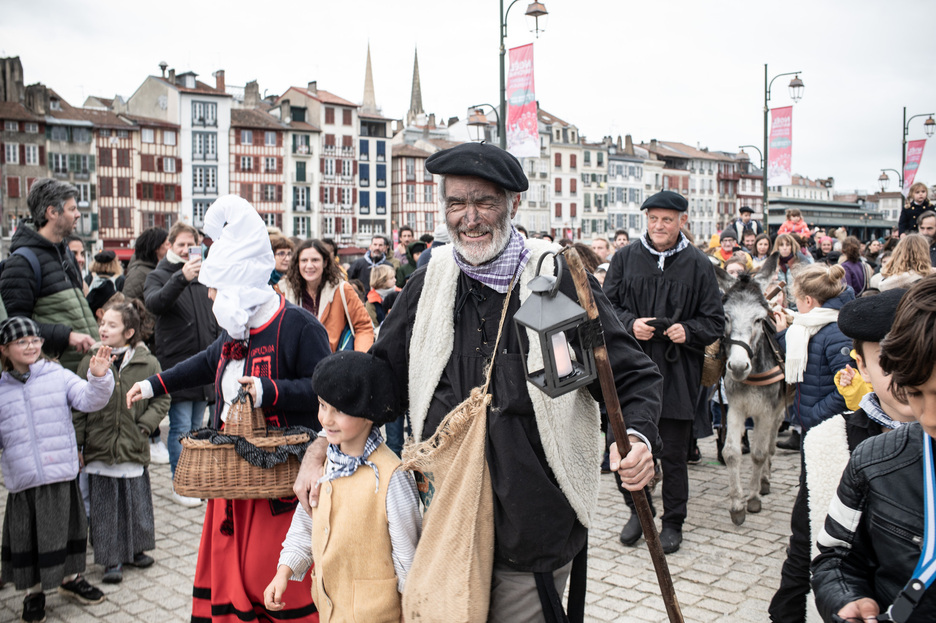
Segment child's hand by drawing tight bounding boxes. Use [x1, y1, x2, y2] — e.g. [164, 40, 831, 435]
[263, 566, 292, 612]
[838, 364, 856, 388]
[836, 597, 879, 622]
[88, 345, 115, 377]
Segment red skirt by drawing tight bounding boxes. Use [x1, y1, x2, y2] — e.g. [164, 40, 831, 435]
[192, 498, 319, 623]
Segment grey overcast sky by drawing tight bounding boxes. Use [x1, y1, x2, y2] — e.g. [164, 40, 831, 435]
[3, 0, 935, 195]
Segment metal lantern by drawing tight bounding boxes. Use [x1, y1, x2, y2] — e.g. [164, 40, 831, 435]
[514, 252, 598, 398]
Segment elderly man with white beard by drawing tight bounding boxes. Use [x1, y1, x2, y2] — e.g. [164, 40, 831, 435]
[294, 142, 662, 622]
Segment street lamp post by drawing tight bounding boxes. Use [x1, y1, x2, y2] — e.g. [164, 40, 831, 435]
[763, 65, 804, 233]
[878, 168, 903, 194]
[900, 107, 936, 195]
[466, 104, 500, 143]
[499, 1, 548, 150]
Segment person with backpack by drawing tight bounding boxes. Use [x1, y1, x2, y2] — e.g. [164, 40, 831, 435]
[0, 179, 97, 372]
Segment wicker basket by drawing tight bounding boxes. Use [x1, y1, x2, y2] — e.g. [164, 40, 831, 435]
[173, 386, 313, 500]
[700, 339, 725, 387]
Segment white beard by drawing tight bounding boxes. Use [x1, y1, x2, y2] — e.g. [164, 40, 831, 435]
[448, 211, 512, 266]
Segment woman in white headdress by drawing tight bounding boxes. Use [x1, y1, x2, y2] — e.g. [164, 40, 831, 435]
[127, 195, 330, 622]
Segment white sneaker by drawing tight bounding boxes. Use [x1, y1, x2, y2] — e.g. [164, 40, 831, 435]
[149, 440, 170, 465]
[172, 489, 203, 508]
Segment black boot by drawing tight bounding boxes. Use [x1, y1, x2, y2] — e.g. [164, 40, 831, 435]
[619, 513, 643, 546]
[776, 429, 801, 451]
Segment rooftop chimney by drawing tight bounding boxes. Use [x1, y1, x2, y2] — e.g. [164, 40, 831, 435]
[168, 68, 175, 84]
[308, 81, 317, 94]
[244, 80, 260, 108]
[214, 70, 225, 93]
[428, 113, 436, 128]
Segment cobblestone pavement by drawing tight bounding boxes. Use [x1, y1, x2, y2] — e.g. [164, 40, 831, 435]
[0, 433, 801, 622]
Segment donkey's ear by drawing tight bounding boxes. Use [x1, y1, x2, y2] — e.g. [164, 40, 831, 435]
[714, 265, 734, 293]
[754, 252, 779, 291]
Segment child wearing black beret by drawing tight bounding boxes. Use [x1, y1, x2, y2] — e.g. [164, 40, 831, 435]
[263, 351, 421, 622]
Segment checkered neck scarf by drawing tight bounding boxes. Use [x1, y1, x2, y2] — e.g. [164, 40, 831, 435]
[860, 392, 906, 430]
[452, 226, 530, 294]
[639, 231, 690, 271]
[318, 427, 384, 493]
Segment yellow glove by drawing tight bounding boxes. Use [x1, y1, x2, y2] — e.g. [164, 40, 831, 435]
[835, 364, 873, 411]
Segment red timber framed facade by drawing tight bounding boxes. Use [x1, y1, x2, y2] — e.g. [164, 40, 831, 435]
[390, 144, 436, 238]
[230, 109, 286, 230]
[124, 115, 181, 251]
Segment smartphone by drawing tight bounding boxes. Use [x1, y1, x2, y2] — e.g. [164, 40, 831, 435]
[189, 245, 202, 259]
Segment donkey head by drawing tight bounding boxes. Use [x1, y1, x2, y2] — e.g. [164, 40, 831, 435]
[723, 275, 771, 382]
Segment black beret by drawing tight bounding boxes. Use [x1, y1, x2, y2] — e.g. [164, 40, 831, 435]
[720, 229, 737, 242]
[311, 351, 400, 426]
[837, 288, 907, 342]
[407, 240, 428, 255]
[94, 250, 116, 264]
[641, 190, 688, 212]
[425, 142, 528, 192]
[739, 206, 754, 214]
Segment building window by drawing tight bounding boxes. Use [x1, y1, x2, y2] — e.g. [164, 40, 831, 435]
[51, 153, 68, 174]
[193, 132, 217, 160]
[406, 212, 416, 229]
[359, 163, 369, 187]
[164, 157, 176, 173]
[341, 188, 352, 205]
[341, 159, 352, 178]
[424, 185, 433, 203]
[73, 128, 91, 143]
[4, 121, 18, 132]
[359, 191, 370, 214]
[376, 164, 386, 187]
[6, 176, 20, 198]
[192, 101, 217, 126]
[117, 207, 132, 228]
[116, 149, 130, 168]
[293, 216, 310, 237]
[294, 186, 309, 209]
[406, 184, 416, 202]
[376, 191, 386, 214]
[296, 161, 306, 183]
[117, 177, 131, 197]
[343, 109, 352, 125]
[554, 153, 562, 169]
[597, 152, 604, 166]
[325, 108, 335, 124]
[241, 130, 253, 145]
[22, 144, 37, 166]
[163, 130, 176, 146]
[117, 130, 129, 139]
[142, 128, 155, 143]
[50, 126, 68, 141]
[264, 184, 277, 201]
[425, 212, 434, 231]
[240, 156, 253, 171]
[193, 166, 217, 194]
[265, 131, 276, 146]
[570, 154, 577, 169]
[25, 123, 38, 134]
[322, 216, 335, 235]
[324, 159, 335, 177]
[584, 151, 591, 165]
[99, 207, 114, 229]
[293, 134, 311, 154]
[98, 176, 112, 196]
[376, 141, 385, 162]
[193, 200, 211, 227]
[76, 183, 91, 206]
[405, 158, 415, 180]
[359, 140, 369, 160]
[4, 143, 18, 164]
[265, 157, 277, 173]
[142, 182, 155, 200]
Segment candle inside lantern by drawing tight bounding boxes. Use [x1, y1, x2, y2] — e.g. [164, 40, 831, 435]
[551, 331, 574, 378]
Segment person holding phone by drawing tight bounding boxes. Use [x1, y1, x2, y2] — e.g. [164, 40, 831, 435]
[142, 222, 219, 507]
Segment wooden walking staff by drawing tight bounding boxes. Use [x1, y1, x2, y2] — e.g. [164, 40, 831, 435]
[562, 246, 684, 623]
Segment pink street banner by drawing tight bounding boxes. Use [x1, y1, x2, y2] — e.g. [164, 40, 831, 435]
[767, 106, 793, 187]
[903, 139, 927, 196]
[506, 44, 538, 158]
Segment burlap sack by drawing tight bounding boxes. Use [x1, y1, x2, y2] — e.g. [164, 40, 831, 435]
[400, 282, 514, 622]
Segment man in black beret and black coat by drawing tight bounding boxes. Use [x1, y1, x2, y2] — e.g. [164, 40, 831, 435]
[295, 142, 663, 622]
[604, 190, 725, 554]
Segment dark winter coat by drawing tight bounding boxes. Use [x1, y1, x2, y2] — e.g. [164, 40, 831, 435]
[604, 238, 725, 421]
[73, 343, 170, 466]
[777, 287, 855, 432]
[812, 422, 936, 622]
[143, 257, 219, 402]
[122, 256, 157, 302]
[347, 252, 389, 294]
[0, 223, 99, 371]
[898, 199, 932, 235]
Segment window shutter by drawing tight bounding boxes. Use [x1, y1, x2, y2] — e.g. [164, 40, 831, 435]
[39, 146, 45, 166]
[0, 143, 4, 164]
[555, 203, 561, 218]
[353, 188, 357, 203]
[571, 203, 577, 218]
[175, 185, 181, 201]
[276, 185, 283, 203]
[353, 161, 358, 175]
[253, 157, 260, 173]
[176, 158, 182, 172]
[570, 154, 577, 169]
[90, 184, 96, 200]
[157, 157, 163, 172]
[555, 178, 561, 192]
[320, 187, 325, 202]
[335, 217, 342, 234]
[235, 130, 240, 145]
[7, 177, 20, 198]
[277, 133, 283, 148]
[155, 184, 164, 201]
[69, 153, 77, 172]
[136, 182, 142, 199]
[555, 153, 561, 168]
[277, 157, 282, 174]
[235, 158, 240, 173]
[320, 159, 325, 173]
[89, 155, 95, 171]
[570, 179, 576, 193]
[19, 144, 26, 164]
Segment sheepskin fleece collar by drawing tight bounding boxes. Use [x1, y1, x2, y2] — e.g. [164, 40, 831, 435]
[408, 238, 602, 528]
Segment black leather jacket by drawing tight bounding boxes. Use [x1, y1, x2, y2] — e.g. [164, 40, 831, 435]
[812, 422, 936, 622]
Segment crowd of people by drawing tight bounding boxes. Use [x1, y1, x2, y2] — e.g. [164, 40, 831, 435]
[0, 162, 934, 623]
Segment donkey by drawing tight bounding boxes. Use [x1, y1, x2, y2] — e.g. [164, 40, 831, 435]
[716, 256, 788, 526]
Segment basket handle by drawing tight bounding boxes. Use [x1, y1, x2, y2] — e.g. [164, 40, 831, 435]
[235, 384, 255, 407]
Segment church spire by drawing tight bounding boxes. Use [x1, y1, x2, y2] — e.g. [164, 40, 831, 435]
[406, 48, 424, 126]
[361, 43, 377, 115]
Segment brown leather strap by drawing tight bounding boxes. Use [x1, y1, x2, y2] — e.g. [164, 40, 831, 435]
[742, 365, 785, 386]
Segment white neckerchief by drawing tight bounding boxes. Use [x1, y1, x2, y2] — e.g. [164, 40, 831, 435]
[784, 307, 840, 384]
[639, 231, 690, 271]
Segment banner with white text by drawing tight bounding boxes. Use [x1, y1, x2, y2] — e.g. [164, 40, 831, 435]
[767, 106, 793, 187]
[903, 139, 927, 196]
[507, 44, 538, 158]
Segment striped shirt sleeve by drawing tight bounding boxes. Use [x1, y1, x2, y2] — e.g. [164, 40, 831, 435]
[386, 468, 423, 593]
[278, 506, 314, 581]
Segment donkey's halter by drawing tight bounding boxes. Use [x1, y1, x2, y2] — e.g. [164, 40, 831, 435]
[724, 318, 786, 386]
